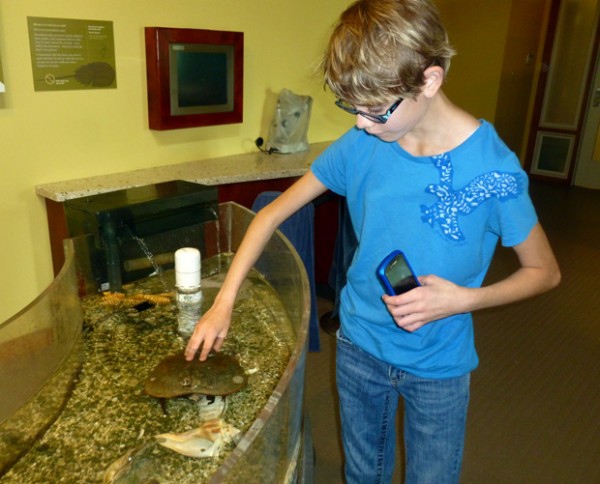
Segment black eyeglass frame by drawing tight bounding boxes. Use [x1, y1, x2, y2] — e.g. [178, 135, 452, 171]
[335, 98, 404, 124]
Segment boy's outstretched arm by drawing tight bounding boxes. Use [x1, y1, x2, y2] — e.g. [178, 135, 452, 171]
[383, 223, 561, 332]
[185, 171, 328, 361]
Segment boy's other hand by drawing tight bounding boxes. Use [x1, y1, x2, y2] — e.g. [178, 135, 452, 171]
[382, 275, 468, 331]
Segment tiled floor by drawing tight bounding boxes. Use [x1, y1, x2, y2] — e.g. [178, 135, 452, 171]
[304, 181, 600, 483]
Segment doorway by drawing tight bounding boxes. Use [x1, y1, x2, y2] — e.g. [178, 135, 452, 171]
[574, 37, 600, 188]
[525, 0, 600, 184]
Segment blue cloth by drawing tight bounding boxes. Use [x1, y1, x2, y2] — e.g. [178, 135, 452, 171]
[311, 120, 537, 377]
[252, 191, 320, 351]
[328, 198, 358, 318]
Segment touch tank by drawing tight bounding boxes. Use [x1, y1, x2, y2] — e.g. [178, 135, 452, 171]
[202, 202, 312, 482]
[0, 202, 312, 482]
[0, 239, 83, 475]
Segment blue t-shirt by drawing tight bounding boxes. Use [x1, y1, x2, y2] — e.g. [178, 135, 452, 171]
[311, 120, 537, 378]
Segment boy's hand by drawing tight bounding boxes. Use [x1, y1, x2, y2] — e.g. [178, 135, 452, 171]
[184, 304, 232, 361]
[382, 275, 469, 332]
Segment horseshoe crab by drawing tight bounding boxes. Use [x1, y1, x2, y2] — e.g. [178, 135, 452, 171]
[145, 352, 247, 413]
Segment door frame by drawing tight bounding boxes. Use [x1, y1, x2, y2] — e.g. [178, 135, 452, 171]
[524, 0, 600, 184]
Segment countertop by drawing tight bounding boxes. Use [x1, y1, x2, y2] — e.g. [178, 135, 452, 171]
[35, 141, 332, 202]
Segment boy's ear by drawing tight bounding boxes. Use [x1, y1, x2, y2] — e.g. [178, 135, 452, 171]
[422, 66, 445, 98]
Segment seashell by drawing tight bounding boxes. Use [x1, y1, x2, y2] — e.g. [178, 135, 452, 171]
[103, 444, 155, 483]
[155, 418, 240, 458]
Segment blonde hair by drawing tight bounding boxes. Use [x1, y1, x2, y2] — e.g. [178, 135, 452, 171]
[323, 0, 455, 106]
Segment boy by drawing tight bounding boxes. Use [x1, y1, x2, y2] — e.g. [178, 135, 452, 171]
[185, 0, 561, 481]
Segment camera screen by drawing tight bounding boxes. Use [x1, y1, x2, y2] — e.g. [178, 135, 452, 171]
[385, 255, 419, 294]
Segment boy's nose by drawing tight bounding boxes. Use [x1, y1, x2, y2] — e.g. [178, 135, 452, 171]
[356, 114, 375, 130]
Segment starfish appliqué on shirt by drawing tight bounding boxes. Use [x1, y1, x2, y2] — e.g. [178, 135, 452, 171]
[420, 153, 522, 242]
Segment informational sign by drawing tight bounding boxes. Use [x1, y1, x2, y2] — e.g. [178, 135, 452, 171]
[27, 17, 116, 91]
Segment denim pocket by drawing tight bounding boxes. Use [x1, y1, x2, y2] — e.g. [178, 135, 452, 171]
[336, 326, 353, 345]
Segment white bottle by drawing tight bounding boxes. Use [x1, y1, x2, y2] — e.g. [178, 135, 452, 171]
[175, 247, 202, 338]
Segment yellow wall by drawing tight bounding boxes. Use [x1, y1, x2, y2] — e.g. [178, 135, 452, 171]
[0, 0, 513, 323]
[438, 0, 512, 120]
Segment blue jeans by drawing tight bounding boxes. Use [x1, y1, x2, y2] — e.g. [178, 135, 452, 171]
[336, 329, 470, 484]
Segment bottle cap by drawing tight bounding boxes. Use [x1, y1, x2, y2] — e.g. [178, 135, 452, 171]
[175, 247, 201, 288]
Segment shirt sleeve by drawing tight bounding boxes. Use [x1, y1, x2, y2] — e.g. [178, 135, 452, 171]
[497, 169, 538, 247]
[310, 128, 362, 197]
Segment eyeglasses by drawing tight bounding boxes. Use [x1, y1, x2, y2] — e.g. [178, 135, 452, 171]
[335, 98, 404, 124]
